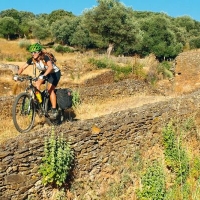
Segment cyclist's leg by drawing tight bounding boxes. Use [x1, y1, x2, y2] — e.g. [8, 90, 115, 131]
[48, 84, 56, 108]
[47, 71, 61, 108]
[35, 79, 44, 90]
[46, 71, 61, 119]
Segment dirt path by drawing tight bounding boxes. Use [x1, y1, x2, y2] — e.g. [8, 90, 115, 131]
[76, 95, 173, 120]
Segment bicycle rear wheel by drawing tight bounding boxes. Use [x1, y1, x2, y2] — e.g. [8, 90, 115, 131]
[12, 92, 36, 133]
[43, 98, 64, 125]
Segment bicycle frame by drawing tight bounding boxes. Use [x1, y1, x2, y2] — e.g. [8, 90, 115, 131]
[12, 75, 66, 133]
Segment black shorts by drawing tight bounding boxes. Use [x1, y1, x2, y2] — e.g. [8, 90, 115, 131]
[40, 71, 61, 87]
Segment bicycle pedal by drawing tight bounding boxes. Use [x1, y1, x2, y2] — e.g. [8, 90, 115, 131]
[38, 112, 43, 117]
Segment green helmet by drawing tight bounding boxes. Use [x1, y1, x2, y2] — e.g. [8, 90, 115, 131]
[29, 43, 43, 53]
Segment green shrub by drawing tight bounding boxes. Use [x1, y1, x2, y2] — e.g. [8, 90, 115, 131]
[72, 90, 81, 108]
[165, 182, 190, 200]
[137, 160, 166, 200]
[182, 117, 195, 132]
[39, 126, 74, 187]
[88, 58, 107, 68]
[157, 61, 173, 78]
[162, 122, 189, 184]
[88, 57, 145, 81]
[18, 39, 31, 49]
[54, 45, 73, 53]
[190, 157, 200, 179]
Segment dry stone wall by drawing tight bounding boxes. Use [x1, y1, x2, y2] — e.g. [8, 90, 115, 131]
[1, 89, 200, 199]
[81, 69, 115, 87]
[78, 79, 161, 102]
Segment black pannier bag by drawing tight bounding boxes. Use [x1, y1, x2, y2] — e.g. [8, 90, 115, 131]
[56, 88, 73, 109]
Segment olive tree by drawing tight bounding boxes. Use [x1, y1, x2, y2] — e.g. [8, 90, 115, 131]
[69, 20, 93, 49]
[51, 16, 78, 44]
[29, 19, 50, 41]
[0, 17, 19, 40]
[82, 0, 141, 55]
[0, 9, 21, 22]
[48, 9, 74, 25]
[140, 15, 183, 59]
[18, 11, 35, 38]
[0, 9, 36, 39]
[189, 36, 200, 49]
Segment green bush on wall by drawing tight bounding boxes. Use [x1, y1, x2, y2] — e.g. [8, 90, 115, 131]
[137, 160, 166, 200]
[39, 126, 74, 187]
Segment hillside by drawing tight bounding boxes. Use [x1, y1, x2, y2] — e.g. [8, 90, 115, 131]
[1, 39, 200, 199]
[2, 38, 200, 138]
[1, 38, 199, 141]
[0, 39, 176, 141]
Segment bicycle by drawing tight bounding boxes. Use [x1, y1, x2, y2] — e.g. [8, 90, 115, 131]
[12, 75, 66, 133]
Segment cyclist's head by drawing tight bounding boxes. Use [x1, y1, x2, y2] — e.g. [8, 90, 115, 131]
[29, 43, 43, 53]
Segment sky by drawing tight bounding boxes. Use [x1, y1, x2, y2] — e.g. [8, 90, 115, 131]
[0, 0, 200, 22]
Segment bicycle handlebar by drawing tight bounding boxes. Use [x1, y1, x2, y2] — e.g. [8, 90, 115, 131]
[17, 76, 48, 82]
[17, 76, 37, 82]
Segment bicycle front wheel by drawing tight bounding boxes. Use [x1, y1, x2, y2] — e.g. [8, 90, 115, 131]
[12, 92, 36, 133]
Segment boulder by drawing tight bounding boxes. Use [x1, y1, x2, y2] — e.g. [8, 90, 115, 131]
[0, 63, 19, 74]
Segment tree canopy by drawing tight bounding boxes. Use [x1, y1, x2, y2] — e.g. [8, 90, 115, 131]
[0, 0, 200, 59]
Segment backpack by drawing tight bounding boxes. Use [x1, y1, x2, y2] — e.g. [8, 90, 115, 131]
[56, 88, 73, 109]
[43, 51, 57, 63]
[32, 51, 57, 65]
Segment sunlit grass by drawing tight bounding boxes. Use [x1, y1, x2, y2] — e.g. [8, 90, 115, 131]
[0, 114, 48, 144]
[74, 95, 171, 120]
[0, 119, 19, 143]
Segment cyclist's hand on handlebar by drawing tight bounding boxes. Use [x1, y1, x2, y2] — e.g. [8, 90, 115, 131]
[38, 75, 47, 80]
[13, 74, 19, 81]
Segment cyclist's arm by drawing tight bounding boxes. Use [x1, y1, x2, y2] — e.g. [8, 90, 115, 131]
[18, 63, 29, 75]
[17, 58, 32, 75]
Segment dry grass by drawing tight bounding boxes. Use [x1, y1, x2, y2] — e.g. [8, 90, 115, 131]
[75, 95, 172, 120]
[0, 115, 51, 143]
[0, 119, 19, 141]
[0, 39, 29, 62]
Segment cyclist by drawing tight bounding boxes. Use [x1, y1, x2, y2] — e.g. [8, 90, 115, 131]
[14, 43, 61, 119]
